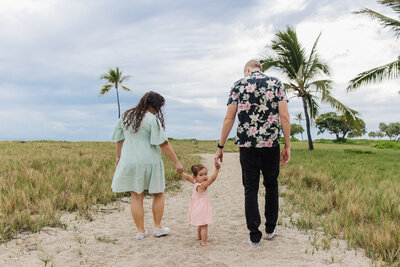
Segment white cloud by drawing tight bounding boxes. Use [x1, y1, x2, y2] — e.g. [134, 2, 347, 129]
[0, 0, 398, 141]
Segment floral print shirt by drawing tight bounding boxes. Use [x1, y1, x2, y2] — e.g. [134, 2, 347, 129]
[227, 70, 288, 148]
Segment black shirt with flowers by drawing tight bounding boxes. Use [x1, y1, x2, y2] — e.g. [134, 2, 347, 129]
[227, 70, 288, 148]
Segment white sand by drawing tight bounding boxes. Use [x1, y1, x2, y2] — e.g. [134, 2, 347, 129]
[0, 153, 374, 266]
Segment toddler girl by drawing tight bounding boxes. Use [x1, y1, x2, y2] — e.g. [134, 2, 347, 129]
[180, 164, 220, 246]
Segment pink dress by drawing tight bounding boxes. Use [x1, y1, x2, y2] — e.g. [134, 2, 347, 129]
[188, 182, 212, 226]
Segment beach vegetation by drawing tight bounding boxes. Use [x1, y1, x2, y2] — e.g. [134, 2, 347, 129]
[348, 0, 400, 92]
[99, 67, 132, 118]
[261, 26, 358, 150]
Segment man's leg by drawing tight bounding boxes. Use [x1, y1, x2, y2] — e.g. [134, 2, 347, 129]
[240, 147, 262, 243]
[261, 146, 281, 234]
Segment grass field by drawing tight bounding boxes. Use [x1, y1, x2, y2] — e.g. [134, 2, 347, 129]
[0, 139, 399, 264]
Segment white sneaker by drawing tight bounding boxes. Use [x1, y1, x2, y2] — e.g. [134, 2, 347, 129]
[154, 227, 170, 237]
[264, 227, 278, 240]
[136, 232, 148, 240]
[248, 238, 260, 248]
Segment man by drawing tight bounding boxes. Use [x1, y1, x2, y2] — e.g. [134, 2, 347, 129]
[214, 59, 290, 248]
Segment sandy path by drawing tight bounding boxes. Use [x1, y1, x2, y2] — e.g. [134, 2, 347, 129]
[0, 153, 373, 266]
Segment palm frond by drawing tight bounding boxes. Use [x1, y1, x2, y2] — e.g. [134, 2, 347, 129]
[267, 26, 308, 80]
[354, 8, 400, 38]
[99, 84, 112, 96]
[379, 0, 400, 13]
[121, 86, 132, 92]
[260, 57, 280, 71]
[99, 73, 111, 80]
[320, 89, 359, 118]
[119, 75, 131, 83]
[347, 58, 400, 91]
[309, 79, 334, 92]
[304, 32, 322, 79]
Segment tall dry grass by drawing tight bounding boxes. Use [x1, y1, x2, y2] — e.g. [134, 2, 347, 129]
[280, 142, 400, 265]
[0, 140, 225, 243]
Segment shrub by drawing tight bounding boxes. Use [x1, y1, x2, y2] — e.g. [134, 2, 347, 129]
[374, 141, 400, 150]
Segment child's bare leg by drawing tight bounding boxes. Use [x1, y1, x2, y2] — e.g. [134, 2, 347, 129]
[200, 225, 209, 246]
[197, 226, 201, 240]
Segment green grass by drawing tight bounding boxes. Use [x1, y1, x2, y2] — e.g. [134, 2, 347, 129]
[281, 141, 400, 264]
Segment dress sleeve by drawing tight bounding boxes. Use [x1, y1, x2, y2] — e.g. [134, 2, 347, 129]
[111, 118, 125, 142]
[150, 116, 168, 145]
[274, 80, 289, 102]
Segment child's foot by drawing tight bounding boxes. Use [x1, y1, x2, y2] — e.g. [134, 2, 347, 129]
[201, 242, 209, 247]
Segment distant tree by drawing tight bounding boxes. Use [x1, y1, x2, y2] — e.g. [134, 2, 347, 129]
[290, 123, 304, 138]
[99, 67, 132, 118]
[316, 112, 366, 140]
[295, 113, 304, 140]
[379, 122, 400, 141]
[368, 131, 377, 139]
[261, 26, 357, 150]
[376, 130, 385, 139]
[347, 0, 400, 91]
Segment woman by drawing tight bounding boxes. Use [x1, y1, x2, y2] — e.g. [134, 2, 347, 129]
[111, 91, 183, 240]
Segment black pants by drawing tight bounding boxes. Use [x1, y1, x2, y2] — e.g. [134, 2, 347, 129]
[240, 146, 280, 243]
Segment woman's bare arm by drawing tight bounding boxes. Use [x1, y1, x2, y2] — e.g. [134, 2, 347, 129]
[115, 140, 124, 166]
[159, 141, 184, 173]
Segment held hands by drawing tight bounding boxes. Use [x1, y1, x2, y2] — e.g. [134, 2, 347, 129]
[214, 149, 223, 169]
[280, 145, 290, 167]
[175, 161, 184, 174]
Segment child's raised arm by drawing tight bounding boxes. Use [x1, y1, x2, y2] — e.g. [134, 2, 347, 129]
[197, 167, 220, 192]
[180, 172, 195, 184]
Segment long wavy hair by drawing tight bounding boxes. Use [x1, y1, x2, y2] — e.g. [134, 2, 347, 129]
[122, 91, 165, 132]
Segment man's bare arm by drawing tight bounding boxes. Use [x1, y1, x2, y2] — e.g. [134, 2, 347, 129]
[218, 104, 237, 147]
[278, 100, 291, 166]
[214, 104, 237, 167]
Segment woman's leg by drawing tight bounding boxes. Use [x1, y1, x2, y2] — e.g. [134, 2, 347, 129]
[200, 225, 209, 246]
[152, 192, 165, 229]
[130, 191, 145, 233]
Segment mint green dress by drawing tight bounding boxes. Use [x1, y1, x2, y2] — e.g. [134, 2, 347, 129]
[111, 112, 168, 193]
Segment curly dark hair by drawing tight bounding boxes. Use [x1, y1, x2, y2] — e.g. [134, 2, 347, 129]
[122, 91, 165, 133]
[191, 164, 206, 176]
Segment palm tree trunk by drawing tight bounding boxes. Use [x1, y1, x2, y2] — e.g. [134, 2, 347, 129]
[115, 85, 121, 118]
[302, 97, 314, 151]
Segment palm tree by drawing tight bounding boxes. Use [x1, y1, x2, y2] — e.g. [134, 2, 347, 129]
[347, 0, 400, 91]
[99, 67, 132, 118]
[261, 26, 357, 150]
[295, 113, 304, 140]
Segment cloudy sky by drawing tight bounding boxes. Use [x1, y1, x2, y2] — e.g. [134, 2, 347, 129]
[0, 0, 398, 141]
